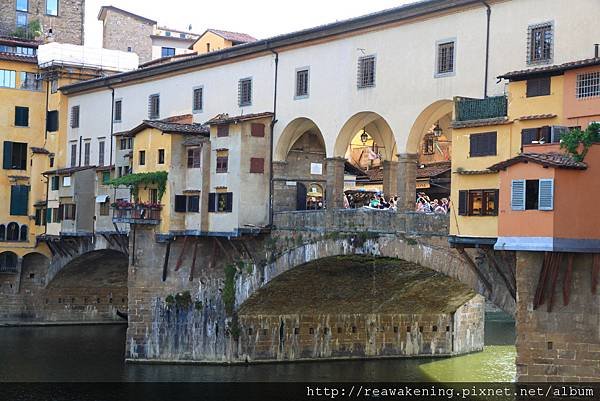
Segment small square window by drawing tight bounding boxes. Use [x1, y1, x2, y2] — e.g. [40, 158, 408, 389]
[161, 47, 175, 58]
[436, 40, 455, 76]
[357, 55, 376, 88]
[216, 156, 228, 173]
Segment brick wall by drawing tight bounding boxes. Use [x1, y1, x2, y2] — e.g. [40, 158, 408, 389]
[101, 9, 154, 63]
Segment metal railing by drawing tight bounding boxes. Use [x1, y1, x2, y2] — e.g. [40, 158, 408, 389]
[455, 96, 508, 121]
[112, 206, 161, 224]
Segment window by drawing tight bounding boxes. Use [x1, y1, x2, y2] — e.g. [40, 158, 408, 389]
[0, 252, 17, 272]
[469, 132, 497, 157]
[161, 47, 175, 58]
[83, 141, 90, 166]
[208, 192, 233, 213]
[192, 87, 203, 112]
[528, 22, 553, 65]
[51, 176, 59, 190]
[576, 71, 600, 99]
[436, 40, 455, 76]
[295, 68, 309, 98]
[46, 110, 58, 132]
[10, 185, 29, 216]
[114, 99, 122, 122]
[250, 157, 264, 173]
[521, 126, 551, 145]
[357, 55, 376, 88]
[206, 43, 210, 53]
[70, 105, 80, 128]
[70, 142, 77, 167]
[158, 149, 165, 164]
[6, 223, 19, 241]
[16, 0, 28, 11]
[35, 208, 46, 225]
[16, 12, 27, 27]
[250, 123, 265, 137]
[0, 70, 16, 88]
[511, 179, 554, 211]
[101, 171, 110, 185]
[127, 47, 132, 52]
[180, 33, 186, 39]
[15, 106, 29, 127]
[422, 134, 434, 155]
[238, 78, 252, 106]
[49, 156, 54, 167]
[20, 225, 27, 241]
[216, 155, 228, 173]
[217, 125, 229, 137]
[98, 141, 105, 166]
[0, 225, 4, 241]
[457, 189, 498, 216]
[187, 148, 201, 168]
[149, 189, 158, 204]
[3, 141, 27, 170]
[148, 94, 160, 119]
[174, 195, 187, 212]
[174, 195, 200, 213]
[187, 196, 199, 213]
[62, 204, 76, 220]
[20, 72, 41, 91]
[120, 137, 132, 150]
[165, 31, 171, 37]
[46, 0, 58, 16]
[139, 151, 146, 166]
[527, 77, 551, 97]
[63, 176, 71, 187]
[99, 201, 110, 216]
[50, 79, 58, 93]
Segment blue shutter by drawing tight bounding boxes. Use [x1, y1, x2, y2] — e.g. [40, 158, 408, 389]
[10, 185, 29, 216]
[3, 141, 12, 169]
[511, 180, 525, 211]
[538, 179, 554, 211]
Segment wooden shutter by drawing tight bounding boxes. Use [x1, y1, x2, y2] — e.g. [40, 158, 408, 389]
[511, 180, 526, 211]
[470, 132, 496, 157]
[58, 204, 64, 221]
[538, 179, 554, 211]
[187, 195, 200, 213]
[46, 110, 58, 132]
[250, 157, 264, 173]
[251, 123, 265, 137]
[458, 190, 468, 216]
[46, 208, 52, 223]
[521, 128, 538, 146]
[3, 141, 12, 169]
[540, 126, 551, 143]
[526, 77, 551, 97]
[217, 125, 229, 137]
[208, 193, 216, 213]
[15, 107, 28, 127]
[493, 189, 499, 216]
[10, 185, 29, 216]
[187, 149, 194, 168]
[174, 195, 187, 212]
[225, 193, 233, 212]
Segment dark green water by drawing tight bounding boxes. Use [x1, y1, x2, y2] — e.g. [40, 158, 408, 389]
[0, 315, 515, 382]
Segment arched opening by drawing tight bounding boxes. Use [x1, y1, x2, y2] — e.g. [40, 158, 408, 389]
[6, 223, 19, 242]
[273, 118, 327, 212]
[19, 225, 28, 242]
[0, 224, 5, 241]
[0, 251, 18, 273]
[17, 253, 50, 319]
[407, 101, 454, 211]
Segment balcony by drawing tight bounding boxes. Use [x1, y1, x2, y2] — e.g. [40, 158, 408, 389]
[454, 96, 508, 122]
[112, 202, 161, 225]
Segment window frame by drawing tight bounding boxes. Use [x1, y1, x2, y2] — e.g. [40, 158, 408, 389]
[469, 131, 497, 157]
[19, 72, 41, 91]
[527, 21, 554, 65]
[161, 47, 175, 58]
[216, 155, 228, 173]
[192, 86, 204, 113]
[435, 38, 457, 78]
[113, 99, 122, 122]
[0, 69, 16, 88]
[238, 77, 253, 107]
[148, 94, 160, 120]
[16, 0, 29, 12]
[3, 141, 27, 170]
[526, 76, 551, 97]
[458, 188, 498, 216]
[14, 106, 29, 127]
[83, 141, 91, 166]
[357, 55, 376, 89]
[576, 71, 600, 100]
[187, 148, 201, 168]
[139, 150, 146, 166]
[46, 0, 59, 16]
[294, 67, 310, 99]
[98, 140, 105, 166]
[70, 105, 80, 128]
[157, 149, 165, 165]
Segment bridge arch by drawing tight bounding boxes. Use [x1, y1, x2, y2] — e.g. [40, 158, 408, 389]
[274, 117, 325, 162]
[334, 111, 397, 160]
[406, 100, 454, 155]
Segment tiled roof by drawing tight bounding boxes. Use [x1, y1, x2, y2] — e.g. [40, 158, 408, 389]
[456, 169, 496, 175]
[344, 162, 369, 178]
[489, 152, 587, 171]
[498, 57, 600, 81]
[44, 166, 97, 175]
[0, 36, 40, 47]
[416, 162, 451, 179]
[31, 147, 50, 154]
[139, 52, 198, 69]
[206, 29, 256, 44]
[127, 119, 209, 136]
[207, 112, 274, 125]
[518, 114, 557, 121]
[451, 117, 511, 129]
[0, 52, 37, 63]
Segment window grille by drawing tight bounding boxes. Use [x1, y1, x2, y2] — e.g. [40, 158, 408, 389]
[238, 78, 252, 106]
[576, 71, 600, 99]
[70, 106, 80, 128]
[193, 87, 203, 112]
[357, 56, 376, 88]
[148, 94, 160, 119]
[437, 41, 455, 74]
[528, 23, 553, 64]
[295, 69, 309, 97]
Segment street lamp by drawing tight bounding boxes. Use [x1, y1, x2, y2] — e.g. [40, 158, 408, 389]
[432, 122, 443, 138]
[360, 128, 369, 145]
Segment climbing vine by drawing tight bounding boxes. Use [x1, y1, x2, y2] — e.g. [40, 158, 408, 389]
[108, 171, 168, 202]
[560, 123, 600, 162]
[222, 264, 237, 316]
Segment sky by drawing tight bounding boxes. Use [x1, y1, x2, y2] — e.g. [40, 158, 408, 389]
[84, 0, 415, 47]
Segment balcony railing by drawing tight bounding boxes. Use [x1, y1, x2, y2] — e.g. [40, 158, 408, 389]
[112, 205, 161, 225]
[0, 265, 18, 274]
[455, 96, 508, 122]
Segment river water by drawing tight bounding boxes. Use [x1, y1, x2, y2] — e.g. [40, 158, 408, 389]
[0, 314, 515, 383]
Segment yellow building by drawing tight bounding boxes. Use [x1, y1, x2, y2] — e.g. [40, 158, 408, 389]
[190, 29, 256, 54]
[449, 71, 568, 247]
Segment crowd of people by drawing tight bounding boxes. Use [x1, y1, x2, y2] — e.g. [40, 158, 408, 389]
[313, 191, 450, 214]
[416, 192, 449, 214]
[344, 193, 398, 210]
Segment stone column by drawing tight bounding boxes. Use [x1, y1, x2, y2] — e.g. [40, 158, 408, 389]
[382, 160, 399, 197]
[396, 153, 418, 212]
[325, 157, 346, 209]
[272, 161, 290, 213]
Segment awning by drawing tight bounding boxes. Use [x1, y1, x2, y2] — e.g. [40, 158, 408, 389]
[96, 195, 109, 203]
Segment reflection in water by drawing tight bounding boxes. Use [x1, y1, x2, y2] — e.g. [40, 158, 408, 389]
[0, 316, 515, 382]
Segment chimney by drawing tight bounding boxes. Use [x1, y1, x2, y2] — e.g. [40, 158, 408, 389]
[595, 44, 599, 58]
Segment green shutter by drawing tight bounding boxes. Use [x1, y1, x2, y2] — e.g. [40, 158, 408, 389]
[10, 185, 29, 216]
[46, 207, 52, 222]
[3, 141, 12, 169]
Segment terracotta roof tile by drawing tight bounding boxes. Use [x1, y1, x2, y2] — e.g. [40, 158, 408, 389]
[44, 166, 96, 175]
[0, 52, 37, 63]
[31, 147, 50, 154]
[499, 57, 600, 81]
[206, 29, 256, 44]
[518, 114, 557, 121]
[451, 117, 511, 129]
[416, 162, 451, 178]
[207, 112, 273, 125]
[489, 152, 587, 171]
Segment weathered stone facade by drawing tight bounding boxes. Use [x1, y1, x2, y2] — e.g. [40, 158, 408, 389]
[100, 8, 154, 63]
[0, 0, 85, 45]
[516, 252, 600, 382]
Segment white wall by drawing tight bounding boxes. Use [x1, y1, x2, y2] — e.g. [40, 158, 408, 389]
[151, 36, 196, 60]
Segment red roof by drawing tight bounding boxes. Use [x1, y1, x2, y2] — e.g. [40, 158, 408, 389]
[489, 153, 587, 171]
[0, 52, 37, 64]
[207, 112, 273, 125]
[499, 57, 600, 81]
[206, 29, 256, 44]
[416, 162, 452, 179]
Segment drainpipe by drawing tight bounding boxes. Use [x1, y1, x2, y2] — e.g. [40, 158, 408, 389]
[268, 45, 279, 227]
[481, 1, 491, 98]
[108, 86, 115, 166]
[78, 136, 82, 166]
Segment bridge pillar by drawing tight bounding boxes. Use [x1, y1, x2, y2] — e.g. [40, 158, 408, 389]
[396, 153, 418, 211]
[382, 160, 399, 197]
[326, 157, 346, 209]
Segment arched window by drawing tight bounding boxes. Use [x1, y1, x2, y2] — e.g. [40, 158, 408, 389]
[20, 225, 28, 242]
[6, 223, 19, 241]
[0, 224, 5, 241]
[0, 252, 18, 273]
